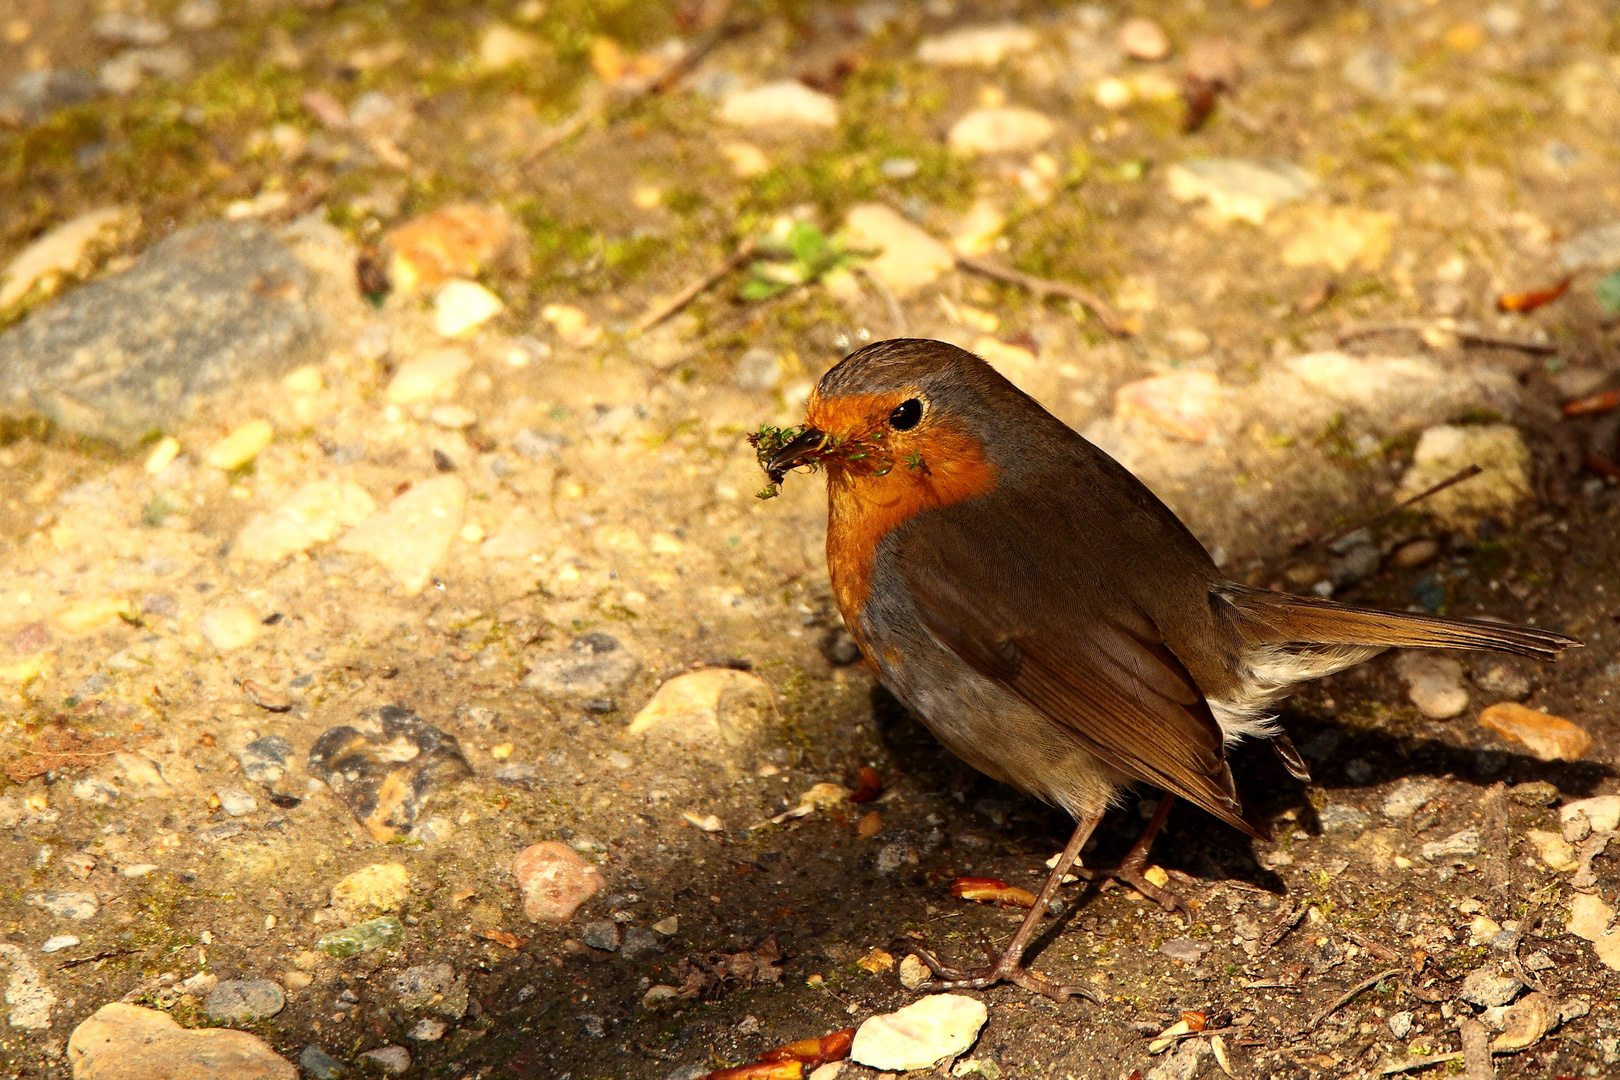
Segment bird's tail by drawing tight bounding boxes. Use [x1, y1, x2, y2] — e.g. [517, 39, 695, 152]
[1215, 582, 1582, 660]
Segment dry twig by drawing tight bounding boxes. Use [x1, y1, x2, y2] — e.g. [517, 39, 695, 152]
[1268, 465, 1483, 581]
[1260, 902, 1307, 948]
[1337, 320, 1557, 356]
[954, 255, 1131, 337]
[1459, 1017, 1495, 1080]
[1305, 967, 1408, 1031]
[633, 236, 758, 334]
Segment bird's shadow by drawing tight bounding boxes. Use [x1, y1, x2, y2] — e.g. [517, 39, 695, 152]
[869, 683, 1615, 896]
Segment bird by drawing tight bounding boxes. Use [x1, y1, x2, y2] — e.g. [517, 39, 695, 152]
[763, 338, 1581, 1002]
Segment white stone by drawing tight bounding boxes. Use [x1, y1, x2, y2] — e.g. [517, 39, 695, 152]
[1165, 158, 1316, 225]
[235, 481, 377, 563]
[625, 668, 776, 769]
[0, 944, 54, 1030]
[203, 420, 274, 470]
[478, 23, 540, 68]
[429, 404, 478, 429]
[851, 994, 988, 1071]
[40, 936, 79, 954]
[198, 604, 263, 651]
[916, 24, 1038, 66]
[217, 788, 257, 817]
[384, 348, 473, 405]
[409, 1017, 447, 1042]
[361, 1045, 412, 1074]
[1561, 795, 1620, 835]
[337, 476, 466, 595]
[1393, 652, 1468, 719]
[331, 863, 410, 922]
[434, 279, 504, 338]
[1118, 18, 1170, 61]
[841, 204, 955, 297]
[0, 207, 138, 309]
[67, 1003, 297, 1078]
[719, 82, 838, 128]
[947, 107, 1054, 156]
[1397, 424, 1531, 532]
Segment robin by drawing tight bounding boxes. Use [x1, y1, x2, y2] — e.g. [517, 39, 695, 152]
[763, 338, 1580, 1001]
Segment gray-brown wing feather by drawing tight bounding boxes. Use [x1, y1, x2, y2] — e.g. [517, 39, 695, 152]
[892, 517, 1264, 839]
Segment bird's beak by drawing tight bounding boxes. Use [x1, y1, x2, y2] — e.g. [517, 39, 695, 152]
[766, 427, 829, 483]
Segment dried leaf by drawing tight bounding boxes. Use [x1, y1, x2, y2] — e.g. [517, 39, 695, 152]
[950, 876, 1038, 908]
[5, 726, 124, 783]
[239, 679, 292, 712]
[703, 1064, 803, 1080]
[1563, 389, 1619, 417]
[851, 766, 883, 803]
[1497, 276, 1571, 313]
[856, 810, 883, 839]
[759, 1028, 855, 1066]
[476, 929, 529, 950]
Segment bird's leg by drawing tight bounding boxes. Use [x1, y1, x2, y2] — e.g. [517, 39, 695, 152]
[1071, 794, 1189, 916]
[909, 811, 1103, 1004]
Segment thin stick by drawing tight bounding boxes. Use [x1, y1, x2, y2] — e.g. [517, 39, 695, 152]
[1270, 464, 1483, 579]
[1306, 967, 1407, 1030]
[1337, 321, 1558, 356]
[1379, 1051, 1461, 1075]
[954, 254, 1131, 337]
[633, 236, 758, 334]
[521, 1, 742, 169]
[861, 267, 908, 336]
[1459, 1017, 1494, 1080]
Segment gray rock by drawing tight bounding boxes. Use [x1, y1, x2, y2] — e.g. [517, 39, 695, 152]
[1388, 1011, 1414, 1039]
[582, 920, 621, 952]
[1559, 223, 1620, 272]
[392, 963, 468, 1020]
[1472, 659, 1532, 701]
[299, 1044, 347, 1079]
[493, 762, 541, 784]
[200, 821, 245, 843]
[1317, 804, 1371, 834]
[1460, 968, 1523, 1008]
[1329, 542, 1381, 587]
[733, 349, 782, 392]
[1420, 828, 1480, 861]
[1145, 1038, 1207, 1080]
[205, 979, 286, 1022]
[577, 1013, 607, 1038]
[875, 840, 919, 876]
[307, 706, 472, 841]
[0, 221, 322, 446]
[512, 427, 565, 460]
[1382, 778, 1441, 820]
[1342, 46, 1403, 98]
[522, 634, 640, 698]
[0, 69, 102, 127]
[237, 735, 293, 784]
[620, 927, 665, 959]
[1509, 781, 1559, 807]
[1158, 938, 1212, 963]
[359, 1045, 410, 1074]
[25, 890, 98, 921]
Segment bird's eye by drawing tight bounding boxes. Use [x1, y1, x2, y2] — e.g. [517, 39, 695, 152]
[888, 399, 923, 431]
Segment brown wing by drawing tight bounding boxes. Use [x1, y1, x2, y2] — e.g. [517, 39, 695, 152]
[890, 509, 1267, 839]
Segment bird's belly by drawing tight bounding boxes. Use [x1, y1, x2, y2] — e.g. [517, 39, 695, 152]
[862, 620, 1128, 818]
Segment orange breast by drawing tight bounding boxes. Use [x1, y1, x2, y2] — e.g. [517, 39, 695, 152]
[821, 418, 1000, 627]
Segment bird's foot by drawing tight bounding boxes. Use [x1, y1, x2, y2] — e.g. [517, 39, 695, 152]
[904, 942, 1098, 1004]
[1072, 859, 1191, 918]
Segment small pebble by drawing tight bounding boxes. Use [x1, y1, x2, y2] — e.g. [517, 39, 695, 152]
[203, 420, 274, 470]
[409, 1018, 447, 1042]
[40, 935, 79, 953]
[1119, 17, 1170, 60]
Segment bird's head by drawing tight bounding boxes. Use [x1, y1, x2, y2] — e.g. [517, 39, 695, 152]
[760, 338, 1016, 502]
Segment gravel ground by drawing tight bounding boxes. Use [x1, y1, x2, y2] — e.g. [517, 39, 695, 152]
[0, 2, 1617, 1078]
